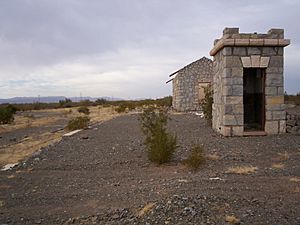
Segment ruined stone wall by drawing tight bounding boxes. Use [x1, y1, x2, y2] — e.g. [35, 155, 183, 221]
[172, 57, 212, 112]
[210, 28, 290, 136]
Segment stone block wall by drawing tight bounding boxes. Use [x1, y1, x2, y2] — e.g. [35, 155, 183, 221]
[210, 28, 290, 136]
[286, 112, 300, 135]
[172, 57, 213, 112]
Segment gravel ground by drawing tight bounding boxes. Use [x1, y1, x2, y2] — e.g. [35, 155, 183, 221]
[0, 111, 68, 147]
[0, 114, 299, 225]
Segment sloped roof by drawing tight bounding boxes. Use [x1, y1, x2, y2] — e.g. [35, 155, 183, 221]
[168, 56, 212, 78]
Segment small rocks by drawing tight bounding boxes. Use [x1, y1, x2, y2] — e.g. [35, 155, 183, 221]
[34, 219, 42, 224]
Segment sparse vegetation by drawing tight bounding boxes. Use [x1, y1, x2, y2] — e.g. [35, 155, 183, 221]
[272, 163, 285, 169]
[59, 98, 73, 108]
[290, 177, 300, 182]
[115, 105, 127, 113]
[77, 106, 90, 115]
[66, 116, 90, 131]
[284, 92, 300, 105]
[95, 98, 108, 105]
[139, 107, 177, 164]
[184, 145, 205, 172]
[200, 85, 213, 125]
[227, 166, 258, 174]
[0, 105, 17, 124]
[206, 153, 220, 161]
[1, 96, 172, 112]
[225, 215, 240, 224]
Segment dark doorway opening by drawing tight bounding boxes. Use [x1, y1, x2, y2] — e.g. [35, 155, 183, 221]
[243, 68, 265, 131]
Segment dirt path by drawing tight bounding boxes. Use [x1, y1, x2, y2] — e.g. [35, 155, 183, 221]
[0, 106, 118, 167]
[0, 114, 299, 224]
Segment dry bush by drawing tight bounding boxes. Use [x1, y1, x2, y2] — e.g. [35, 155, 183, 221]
[225, 215, 240, 224]
[66, 116, 90, 131]
[227, 166, 258, 174]
[77, 106, 90, 115]
[290, 177, 300, 182]
[139, 107, 177, 164]
[206, 153, 220, 160]
[277, 152, 289, 160]
[185, 145, 205, 172]
[272, 163, 285, 169]
[115, 105, 127, 113]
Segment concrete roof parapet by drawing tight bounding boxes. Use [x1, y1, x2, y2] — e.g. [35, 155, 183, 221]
[210, 27, 290, 56]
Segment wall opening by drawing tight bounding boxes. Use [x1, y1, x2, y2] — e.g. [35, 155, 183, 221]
[198, 82, 210, 101]
[243, 68, 265, 131]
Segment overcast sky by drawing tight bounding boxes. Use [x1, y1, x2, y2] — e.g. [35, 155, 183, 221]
[0, 0, 299, 99]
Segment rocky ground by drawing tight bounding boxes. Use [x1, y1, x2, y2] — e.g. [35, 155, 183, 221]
[0, 113, 299, 225]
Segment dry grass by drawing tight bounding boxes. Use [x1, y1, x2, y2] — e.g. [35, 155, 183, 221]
[0, 132, 62, 167]
[137, 202, 156, 217]
[272, 163, 285, 169]
[206, 153, 220, 160]
[293, 187, 300, 193]
[290, 177, 300, 182]
[0, 106, 120, 167]
[227, 166, 258, 174]
[225, 215, 240, 224]
[0, 114, 61, 134]
[273, 152, 290, 161]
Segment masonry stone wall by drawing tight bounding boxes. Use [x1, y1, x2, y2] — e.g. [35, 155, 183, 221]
[286, 112, 300, 135]
[172, 57, 213, 112]
[210, 28, 290, 136]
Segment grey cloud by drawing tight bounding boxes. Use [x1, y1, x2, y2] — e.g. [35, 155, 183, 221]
[0, 0, 299, 98]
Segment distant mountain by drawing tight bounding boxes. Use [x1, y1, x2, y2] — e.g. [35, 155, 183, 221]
[0, 96, 122, 104]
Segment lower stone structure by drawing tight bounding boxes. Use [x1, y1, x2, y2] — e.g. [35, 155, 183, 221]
[168, 57, 213, 112]
[286, 112, 300, 135]
[210, 27, 290, 136]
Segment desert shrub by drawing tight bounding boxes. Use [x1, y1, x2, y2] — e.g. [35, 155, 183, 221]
[200, 85, 213, 125]
[285, 93, 300, 106]
[95, 98, 107, 105]
[66, 116, 90, 131]
[0, 105, 17, 124]
[140, 107, 177, 164]
[115, 105, 127, 113]
[125, 102, 136, 111]
[80, 99, 93, 106]
[185, 145, 205, 172]
[156, 96, 172, 108]
[59, 98, 73, 108]
[77, 106, 90, 115]
[102, 104, 111, 108]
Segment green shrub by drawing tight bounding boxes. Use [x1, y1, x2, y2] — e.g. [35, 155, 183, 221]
[77, 106, 90, 115]
[185, 145, 205, 172]
[0, 105, 17, 124]
[59, 98, 73, 108]
[95, 98, 107, 105]
[200, 85, 213, 125]
[156, 96, 172, 107]
[66, 116, 90, 131]
[115, 105, 127, 113]
[139, 107, 177, 164]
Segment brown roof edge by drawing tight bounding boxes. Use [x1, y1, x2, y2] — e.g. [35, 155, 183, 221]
[166, 78, 174, 84]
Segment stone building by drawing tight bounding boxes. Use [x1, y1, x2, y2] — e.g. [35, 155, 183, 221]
[167, 57, 213, 112]
[210, 27, 290, 136]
